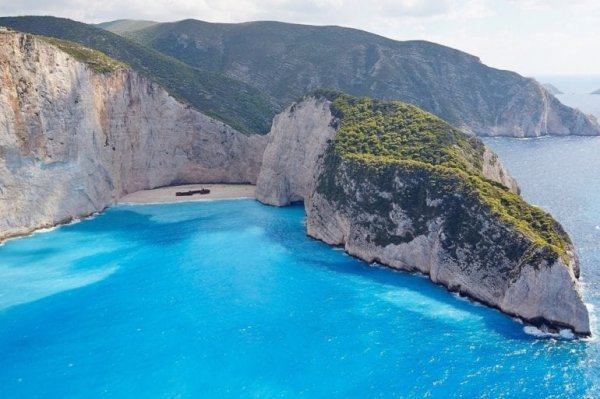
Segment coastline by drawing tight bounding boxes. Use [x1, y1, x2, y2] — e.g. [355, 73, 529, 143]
[118, 184, 257, 204]
[0, 184, 256, 245]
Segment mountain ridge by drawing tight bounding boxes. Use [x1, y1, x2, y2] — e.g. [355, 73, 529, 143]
[96, 19, 159, 34]
[119, 18, 600, 137]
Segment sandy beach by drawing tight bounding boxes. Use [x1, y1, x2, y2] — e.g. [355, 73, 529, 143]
[118, 184, 256, 204]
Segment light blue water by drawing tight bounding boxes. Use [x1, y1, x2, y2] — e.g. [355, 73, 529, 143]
[1, 139, 599, 398]
[537, 75, 600, 119]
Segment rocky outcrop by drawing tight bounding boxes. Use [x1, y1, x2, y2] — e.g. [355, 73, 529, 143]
[256, 96, 590, 335]
[0, 31, 267, 241]
[258, 97, 520, 205]
[305, 158, 589, 335]
[542, 83, 563, 95]
[256, 98, 337, 206]
[482, 148, 520, 194]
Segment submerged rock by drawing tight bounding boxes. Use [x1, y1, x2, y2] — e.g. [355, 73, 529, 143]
[257, 93, 590, 336]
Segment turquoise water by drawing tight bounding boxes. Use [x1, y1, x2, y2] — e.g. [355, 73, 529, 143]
[1, 139, 599, 398]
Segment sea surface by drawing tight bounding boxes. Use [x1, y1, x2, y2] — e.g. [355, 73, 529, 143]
[1, 134, 600, 398]
[537, 75, 600, 120]
[2, 83, 600, 398]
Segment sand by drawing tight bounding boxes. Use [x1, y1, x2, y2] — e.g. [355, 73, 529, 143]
[118, 184, 256, 204]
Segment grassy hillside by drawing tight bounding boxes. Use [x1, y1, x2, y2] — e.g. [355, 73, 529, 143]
[116, 19, 600, 137]
[0, 16, 277, 134]
[96, 19, 159, 34]
[38, 36, 128, 73]
[120, 19, 533, 130]
[317, 92, 571, 262]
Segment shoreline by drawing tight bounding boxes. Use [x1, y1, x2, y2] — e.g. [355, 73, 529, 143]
[118, 184, 257, 204]
[0, 184, 257, 245]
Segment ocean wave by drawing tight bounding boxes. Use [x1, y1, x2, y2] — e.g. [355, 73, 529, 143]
[0, 212, 101, 246]
[523, 325, 575, 340]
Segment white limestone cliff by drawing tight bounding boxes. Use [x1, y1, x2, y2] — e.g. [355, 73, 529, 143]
[255, 97, 337, 206]
[256, 96, 590, 336]
[257, 97, 520, 206]
[0, 31, 267, 240]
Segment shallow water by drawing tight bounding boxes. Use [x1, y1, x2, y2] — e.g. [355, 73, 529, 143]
[1, 138, 600, 397]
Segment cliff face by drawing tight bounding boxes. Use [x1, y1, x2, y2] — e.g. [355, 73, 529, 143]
[0, 31, 267, 240]
[256, 95, 590, 335]
[306, 157, 589, 334]
[258, 97, 520, 206]
[256, 97, 337, 206]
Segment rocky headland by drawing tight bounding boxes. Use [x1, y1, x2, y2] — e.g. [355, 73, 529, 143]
[256, 93, 590, 336]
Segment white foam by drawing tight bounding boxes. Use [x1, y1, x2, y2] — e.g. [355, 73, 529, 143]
[559, 329, 576, 339]
[379, 289, 478, 323]
[0, 212, 102, 247]
[585, 303, 598, 341]
[522, 325, 576, 340]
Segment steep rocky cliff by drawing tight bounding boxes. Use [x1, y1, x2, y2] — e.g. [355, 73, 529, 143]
[0, 30, 267, 241]
[256, 94, 590, 335]
[255, 97, 338, 206]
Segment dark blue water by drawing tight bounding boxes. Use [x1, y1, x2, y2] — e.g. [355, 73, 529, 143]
[1, 138, 599, 398]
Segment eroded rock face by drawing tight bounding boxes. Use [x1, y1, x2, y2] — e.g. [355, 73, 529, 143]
[257, 97, 520, 204]
[0, 31, 267, 240]
[256, 97, 337, 206]
[306, 158, 589, 335]
[257, 97, 590, 335]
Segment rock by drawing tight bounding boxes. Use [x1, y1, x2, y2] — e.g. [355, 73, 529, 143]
[257, 94, 590, 336]
[542, 83, 563, 95]
[256, 97, 337, 206]
[0, 31, 267, 241]
[482, 147, 520, 194]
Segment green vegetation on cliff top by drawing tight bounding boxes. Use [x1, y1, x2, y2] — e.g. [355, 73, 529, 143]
[0, 16, 276, 134]
[38, 36, 127, 73]
[317, 91, 571, 262]
[96, 19, 159, 35]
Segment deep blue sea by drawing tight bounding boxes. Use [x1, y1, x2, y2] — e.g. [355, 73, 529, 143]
[1, 86, 600, 397]
[1, 134, 600, 398]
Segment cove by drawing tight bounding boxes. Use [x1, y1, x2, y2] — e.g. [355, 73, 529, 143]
[0, 197, 596, 398]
